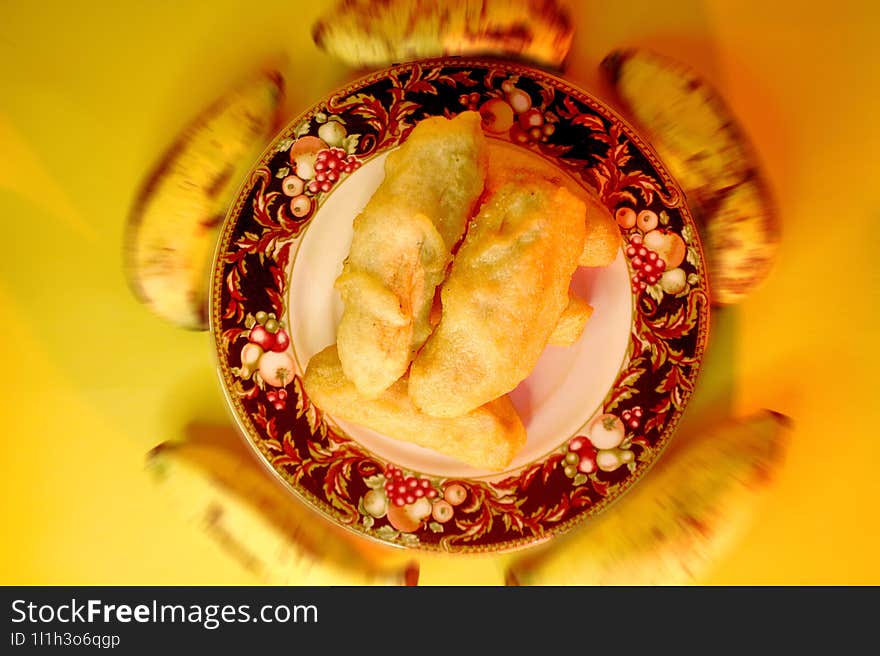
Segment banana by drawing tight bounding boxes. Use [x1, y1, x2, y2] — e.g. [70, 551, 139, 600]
[147, 424, 416, 585]
[602, 49, 779, 305]
[126, 70, 284, 329]
[311, 0, 574, 70]
[505, 411, 790, 585]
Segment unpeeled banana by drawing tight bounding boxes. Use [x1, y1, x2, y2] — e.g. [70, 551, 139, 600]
[312, 0, 574, 70]
[602, 49, 779, 305]
[505, 411, 790, 585]
[146, 424, 416, 585]
[125, 69, 284, 329]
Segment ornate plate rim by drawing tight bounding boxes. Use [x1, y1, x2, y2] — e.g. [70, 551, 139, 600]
[209, 56, 711, 554]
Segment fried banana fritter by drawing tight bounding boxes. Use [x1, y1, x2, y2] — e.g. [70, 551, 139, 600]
[408, 174, 587, 417]
[485, 142, 620, 267]
[547, 292, 593, 346]
[578, 192, 620, 267]
[303, 345, 526, 471]
[335, 111, 488, 398]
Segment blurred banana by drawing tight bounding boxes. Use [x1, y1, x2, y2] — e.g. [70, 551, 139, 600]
[602, 49, 779, 305]
[147, 424, 416, 585]
[505, 411, 790, 585]
[126, 69, 283, 329]
[312, 0, 574, 70]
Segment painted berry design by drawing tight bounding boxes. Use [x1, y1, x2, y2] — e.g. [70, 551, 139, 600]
[618, 202, 699, 302]
[626, 232, 667, 293]
[561, 410, 640, 482]
[478, 76, 560, 146]
[213, 59, 709, 552]
[307, 147, 362, 194]
[272, 116, 362, 223]
[621, 406, 643, 431]
[459, 91, 482, 111]
[383, 466, 438, 506]
[563, 435, 598, 478]
[233, 310, 296, 409]
[355, 466, 472, 538]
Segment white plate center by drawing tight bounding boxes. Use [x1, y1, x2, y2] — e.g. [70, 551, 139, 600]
[288, 149, 632, 479]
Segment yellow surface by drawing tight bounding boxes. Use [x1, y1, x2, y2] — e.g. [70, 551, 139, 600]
[1, 1, 877, 585]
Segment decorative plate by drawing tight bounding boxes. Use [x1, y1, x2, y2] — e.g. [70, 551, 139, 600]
[210, 58, 710, 553]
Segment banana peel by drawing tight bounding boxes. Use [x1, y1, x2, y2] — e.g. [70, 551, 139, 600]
[126, 69, 284, 329]
[602, 49, 779, 305]
[505, 411, 790, 585]
[311, 0, 574, 71]
[147, 423, 417, 585]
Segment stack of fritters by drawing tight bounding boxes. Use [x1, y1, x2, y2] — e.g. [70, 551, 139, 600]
[304, 112, 620, 470]
[335, 111, 488, 397]
[407, 170, 587, 418]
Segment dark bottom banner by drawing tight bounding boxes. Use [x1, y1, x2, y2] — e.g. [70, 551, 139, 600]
[0, 586, 871, 651]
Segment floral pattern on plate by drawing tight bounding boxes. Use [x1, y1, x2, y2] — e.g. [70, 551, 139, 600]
[211, 58, 710, 553]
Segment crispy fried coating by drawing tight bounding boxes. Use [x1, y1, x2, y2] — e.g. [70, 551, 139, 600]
[547, 292, 593, 346]
[408, 175, 587, 417]
[335, 112, 488, 398]
[485, 142, 620, 266]
[484, 141, 573, 196]
[578, 192, 620, 267]
[303, 345, 526, 470]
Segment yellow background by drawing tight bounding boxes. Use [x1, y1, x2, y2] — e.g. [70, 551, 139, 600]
[1, 1, 878, 585]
